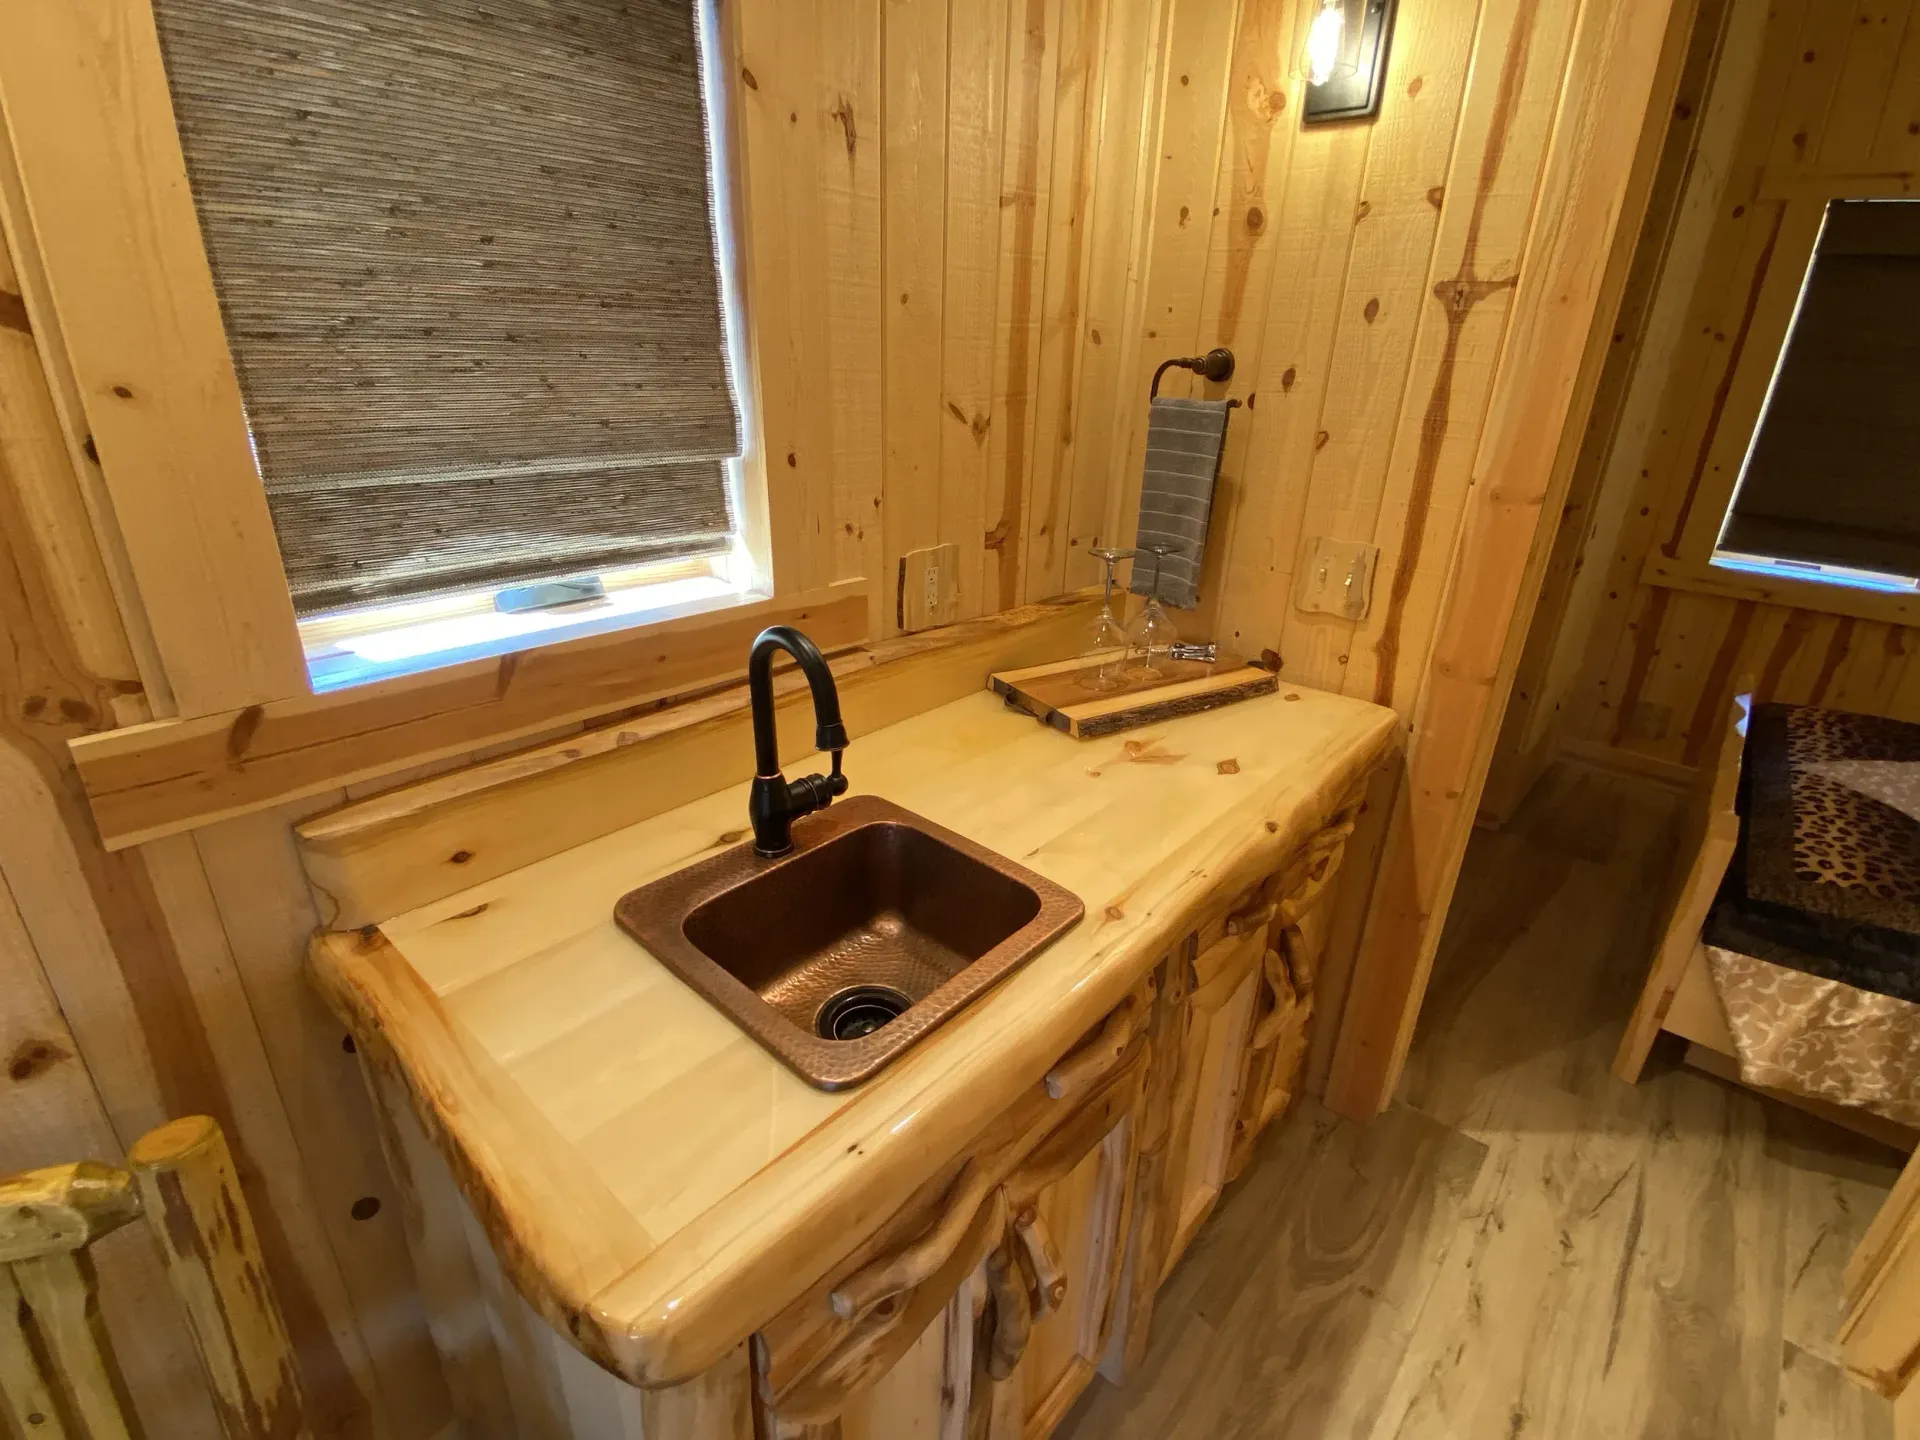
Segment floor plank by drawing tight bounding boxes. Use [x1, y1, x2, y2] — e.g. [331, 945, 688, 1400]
[1054, 762, 1904, 1439]
[1777, 1341, 1895, 1440]
[1058, 1100, 1487, 1440]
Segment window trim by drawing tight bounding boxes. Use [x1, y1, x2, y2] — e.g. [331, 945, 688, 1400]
[0, 0, 784, 721]
[1637, 190, 1920, 628]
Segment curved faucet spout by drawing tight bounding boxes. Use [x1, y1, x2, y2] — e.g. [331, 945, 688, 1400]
[746, 626, 851, 856]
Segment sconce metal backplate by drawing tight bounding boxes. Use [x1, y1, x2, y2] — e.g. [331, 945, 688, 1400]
[1302, 0, 1399, 124]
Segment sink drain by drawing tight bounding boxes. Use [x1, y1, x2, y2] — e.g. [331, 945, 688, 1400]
[816, 985, 911, 1041]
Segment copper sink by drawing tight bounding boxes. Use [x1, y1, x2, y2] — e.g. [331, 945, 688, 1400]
[613, 795, 1083, 1089]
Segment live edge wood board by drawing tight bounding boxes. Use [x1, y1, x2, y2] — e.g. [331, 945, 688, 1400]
[989, 653, 1279, 739]
[307, 684, 1398, 1406]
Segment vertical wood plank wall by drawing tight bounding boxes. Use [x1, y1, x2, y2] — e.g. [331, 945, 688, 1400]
[731, 0, 1621, 713]
[0, 0, 1660, 1434]
[1491, 0, 1920, 796]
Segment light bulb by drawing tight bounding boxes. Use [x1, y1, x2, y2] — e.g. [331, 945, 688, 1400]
[1305, 0, 1345, 86]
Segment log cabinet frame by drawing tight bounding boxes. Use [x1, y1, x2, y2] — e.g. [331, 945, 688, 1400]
[330, 780, 1372, 1438]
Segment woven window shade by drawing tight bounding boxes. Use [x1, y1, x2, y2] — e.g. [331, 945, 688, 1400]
[150, 0, 740, 616]
[1720, 201, 1920, 578]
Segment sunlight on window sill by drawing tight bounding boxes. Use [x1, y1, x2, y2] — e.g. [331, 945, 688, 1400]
[302, 559, 754, 694]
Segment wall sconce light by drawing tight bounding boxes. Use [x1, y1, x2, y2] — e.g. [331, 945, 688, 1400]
[1300, 0, 1399, 124]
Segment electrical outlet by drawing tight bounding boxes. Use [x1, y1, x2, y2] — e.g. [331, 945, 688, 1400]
[1293, 536, 1378, 620]
[898, 543, 961, 632]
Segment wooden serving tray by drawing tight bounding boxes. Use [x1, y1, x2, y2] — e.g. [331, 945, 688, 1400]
[988, 651, 1277, 739]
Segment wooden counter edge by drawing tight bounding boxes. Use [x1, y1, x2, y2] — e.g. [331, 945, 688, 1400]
[309, 707, 1401, 1392]
[585, 713, 1402, 1387]
[306, 928, 649, 1377]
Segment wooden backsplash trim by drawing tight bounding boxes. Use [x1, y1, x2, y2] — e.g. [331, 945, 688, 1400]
[296, 592, 1099, 930]
[68, 582, 870, 851]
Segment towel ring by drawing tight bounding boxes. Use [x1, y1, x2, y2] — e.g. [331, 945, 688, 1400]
[1150, 346, 1235, 399]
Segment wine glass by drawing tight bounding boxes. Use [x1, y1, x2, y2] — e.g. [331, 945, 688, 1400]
[1126, 545, 1180, 679]
[1079, 547, 1135, 691]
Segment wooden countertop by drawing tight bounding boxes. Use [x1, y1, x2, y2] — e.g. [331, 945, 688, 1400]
[310, 683, 1399, 1388]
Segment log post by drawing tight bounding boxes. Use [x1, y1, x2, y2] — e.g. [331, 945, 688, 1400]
[127, 1118, 311, 1440]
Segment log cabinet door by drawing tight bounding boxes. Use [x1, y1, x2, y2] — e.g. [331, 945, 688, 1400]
[969, 1054, 1140, 1439]
[1157, 920, 1267, 1277]
[752, 985, 1151, 1440]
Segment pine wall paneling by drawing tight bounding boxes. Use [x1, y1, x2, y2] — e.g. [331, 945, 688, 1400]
[0, 0, 1684, 1428]
[0, 211, 455, 1433]
[1325, 0, 1698, 1114]
[1493, 0, 1920, 796]
[1482, 0, 1741, 820]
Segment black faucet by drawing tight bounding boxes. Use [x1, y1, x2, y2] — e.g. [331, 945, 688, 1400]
[746, 625, 850, 856]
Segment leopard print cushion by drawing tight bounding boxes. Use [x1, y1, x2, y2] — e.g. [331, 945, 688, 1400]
[1744, 703, 1920, 937]
[1789, 709, 1920, 900]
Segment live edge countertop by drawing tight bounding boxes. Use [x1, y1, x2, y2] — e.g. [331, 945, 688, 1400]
[309, 683, 1399, 1389]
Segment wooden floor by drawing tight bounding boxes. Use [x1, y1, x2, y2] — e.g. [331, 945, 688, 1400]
[1058, 762, 1905, 1440]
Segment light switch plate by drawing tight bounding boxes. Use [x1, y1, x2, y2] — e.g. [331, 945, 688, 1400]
[1294, 536, 1378, 620]
[898, 542, 961, 632]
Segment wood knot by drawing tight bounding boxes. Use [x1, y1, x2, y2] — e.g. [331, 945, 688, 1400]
[740, 66, 759, 90]
[7, 1039, 70, 1083]
[0, 290, 29, 336]
[1246, 205, 1265, 233]
[225, 705, 265, 762]
[1217, 759, 1241, 774]
[829, 96, 858, 158]
[1246, 77, 1285, 121]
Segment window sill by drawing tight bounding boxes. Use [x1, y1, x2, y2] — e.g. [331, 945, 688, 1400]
[1640, 549, 1920, 627]
[303, 564, 752, 694]
[67, 578, 873, 851]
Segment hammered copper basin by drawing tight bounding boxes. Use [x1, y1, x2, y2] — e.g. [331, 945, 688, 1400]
[613, 795, 1083, 1089]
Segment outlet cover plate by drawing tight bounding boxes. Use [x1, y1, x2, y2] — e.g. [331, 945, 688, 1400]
[898, 543, 961, 632]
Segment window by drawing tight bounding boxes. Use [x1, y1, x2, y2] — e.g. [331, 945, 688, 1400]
[1714, 200, 1920, 594]
[149, 0, 751, 687]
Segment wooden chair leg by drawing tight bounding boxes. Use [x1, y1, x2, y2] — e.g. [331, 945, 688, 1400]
[128, 1117, 311, 1440]
[8, 1251, 138, 1440]
[1613, 931, 1697, 1083]
[0, 1266, 68, 1440]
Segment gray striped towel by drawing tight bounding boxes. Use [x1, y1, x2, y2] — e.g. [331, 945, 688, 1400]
[1130, 396, 1231, 609]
